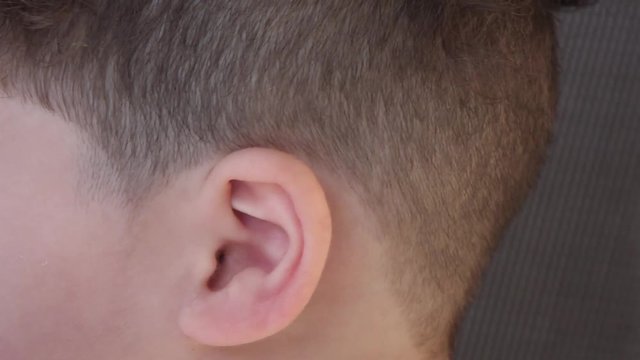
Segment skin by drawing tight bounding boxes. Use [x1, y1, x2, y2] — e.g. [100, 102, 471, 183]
[0, 95, 432, 359]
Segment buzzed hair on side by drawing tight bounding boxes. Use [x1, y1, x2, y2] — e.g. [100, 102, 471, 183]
[0, 0, 558, 354]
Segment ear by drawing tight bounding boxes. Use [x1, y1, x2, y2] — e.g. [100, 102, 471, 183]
[178, 147, 332, 347]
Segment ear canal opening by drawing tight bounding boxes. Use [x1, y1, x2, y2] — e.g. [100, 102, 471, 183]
[206, 189, 290, 292]
[206, 210, 286, 292]
[207, 248, 228, 291]
[206, 241, 277, 292]
[215, 248, 226, 265]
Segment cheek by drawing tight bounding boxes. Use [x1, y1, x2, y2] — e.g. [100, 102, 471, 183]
[0, 198, 123, 344]
[0, 109, 132, 357]
[0, 197, 135, 359]
[0, 116, 78, 343]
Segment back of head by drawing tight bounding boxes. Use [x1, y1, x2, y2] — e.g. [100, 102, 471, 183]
[0, 0, 557, 356]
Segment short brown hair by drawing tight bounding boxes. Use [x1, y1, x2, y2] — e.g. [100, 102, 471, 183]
[0, 0, 557, 354]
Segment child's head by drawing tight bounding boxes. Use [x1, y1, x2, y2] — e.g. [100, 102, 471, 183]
[0, 1, 556, 359]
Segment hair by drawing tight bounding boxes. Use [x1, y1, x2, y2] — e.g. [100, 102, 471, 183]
[0, 0, 560, 355]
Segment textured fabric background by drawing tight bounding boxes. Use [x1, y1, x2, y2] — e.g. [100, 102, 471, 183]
[454, 2, 640, 359]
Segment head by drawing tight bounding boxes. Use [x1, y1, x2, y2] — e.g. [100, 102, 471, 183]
[0, 1, 557, 359]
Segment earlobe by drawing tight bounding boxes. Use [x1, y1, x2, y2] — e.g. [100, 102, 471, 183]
[178, 148, 332, 347]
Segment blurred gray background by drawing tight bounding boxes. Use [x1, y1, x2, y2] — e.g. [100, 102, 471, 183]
[455, 2, 640, 359]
